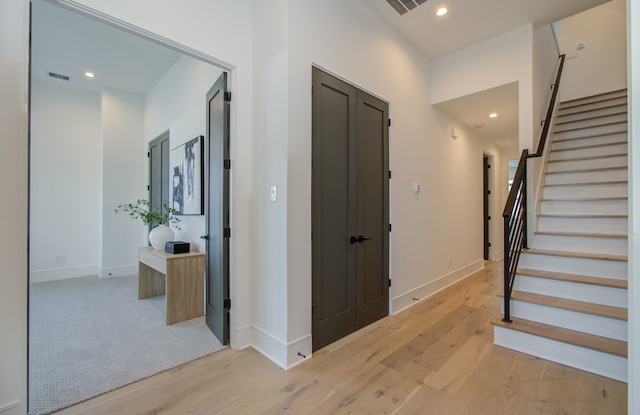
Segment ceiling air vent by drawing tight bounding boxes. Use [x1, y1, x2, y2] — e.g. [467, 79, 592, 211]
[48, 72, 70, 81]
[385, 0, 428, 16]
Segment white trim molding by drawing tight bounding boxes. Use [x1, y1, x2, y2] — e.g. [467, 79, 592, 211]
[391, 259, 485, 314]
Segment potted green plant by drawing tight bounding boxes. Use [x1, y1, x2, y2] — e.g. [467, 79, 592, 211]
[115, 199, 181, 249]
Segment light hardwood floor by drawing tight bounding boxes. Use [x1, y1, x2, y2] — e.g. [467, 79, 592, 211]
[55, 261, 627, 414]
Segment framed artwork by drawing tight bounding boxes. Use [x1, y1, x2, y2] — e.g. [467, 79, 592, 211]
[171, 135, 204, 215]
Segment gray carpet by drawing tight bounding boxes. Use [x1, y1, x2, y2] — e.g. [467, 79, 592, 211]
[29, 274, 224, 415]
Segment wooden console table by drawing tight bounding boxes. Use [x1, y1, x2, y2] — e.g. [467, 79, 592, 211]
[138, 247, 205, 325]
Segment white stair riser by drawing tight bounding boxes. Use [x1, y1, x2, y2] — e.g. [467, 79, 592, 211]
[530, 234, 627, 256]
[552, 133, 627, 151]
[538, 216, 627, 234]
[544, 169, 627, 185]
[553, 123, 627, 141]
[502, 300, 627, 341]
[518, 253, 627, 279]
[543, 183, 627, 199]
[539, 199, 627, 215]
[559, 95, 627, 113]
[555, 114, 627, 133]
[556, 105, 627, 124]
[549, 143, 627, 161]
[547, 155, 627, 172]
[513, 275, 628, 308]
[493, 326, 627, 382]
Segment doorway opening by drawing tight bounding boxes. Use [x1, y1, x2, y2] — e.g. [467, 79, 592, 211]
[28, 1, 235, 413]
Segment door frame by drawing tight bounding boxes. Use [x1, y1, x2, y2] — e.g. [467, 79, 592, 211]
[31, 0, 240, 347]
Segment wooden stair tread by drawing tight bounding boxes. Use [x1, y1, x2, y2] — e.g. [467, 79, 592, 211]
[507, 290, 627, 320]
[541, 196, 627, 202]
[551, 141, 627, 153]
[560, 89, 626, 104]
[546, 166, 626, 174]
[556, 111, 627, 126]
[516, 268, 628, 289]
[523, 248, 627, 262]
[544, 180, 627, 187]
[538, 213, 627, 219]
[553, 130, 627, 143]
[554, 121, 627, 134]
[548, 153, 626, 163]
[534, 230, 627, 239]
[555, 112, 627, 127]
[490, 315, 628, 357]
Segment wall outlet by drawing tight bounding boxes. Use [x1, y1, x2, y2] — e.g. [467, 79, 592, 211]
[55, 254, 66, 263]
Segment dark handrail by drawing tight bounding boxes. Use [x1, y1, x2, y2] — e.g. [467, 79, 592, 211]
[502, 54, 565, 323]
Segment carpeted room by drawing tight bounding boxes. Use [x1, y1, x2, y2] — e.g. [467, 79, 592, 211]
[28, 1, 227, 413]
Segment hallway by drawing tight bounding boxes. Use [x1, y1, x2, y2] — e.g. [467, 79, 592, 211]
[55, 261, 626, 414]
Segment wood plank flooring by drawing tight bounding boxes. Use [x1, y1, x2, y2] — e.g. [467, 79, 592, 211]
[54, 261, 627, 415]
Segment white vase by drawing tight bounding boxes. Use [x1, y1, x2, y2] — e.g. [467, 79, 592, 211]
[149, 225, 175, 250]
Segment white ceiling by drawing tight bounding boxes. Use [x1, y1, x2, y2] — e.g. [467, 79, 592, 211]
[361, 0, 609, 148]
[31, 0, 182, 95]
[360, 0, 608, 60]
[32, 0, 609, 148]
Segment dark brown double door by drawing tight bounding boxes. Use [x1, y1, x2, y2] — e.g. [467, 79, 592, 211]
[312, 67, 390, 351]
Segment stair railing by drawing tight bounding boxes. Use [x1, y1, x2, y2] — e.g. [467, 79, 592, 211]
[502, 54, 565, 323]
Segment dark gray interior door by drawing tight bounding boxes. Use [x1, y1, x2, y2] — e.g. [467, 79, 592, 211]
[312, 67, 389, 351]
[483, 155, 490, 260]
[205, 72, 230, 345]
[149, 131, 170, 215]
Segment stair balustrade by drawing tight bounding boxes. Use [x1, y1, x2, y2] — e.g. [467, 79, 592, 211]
[502, 54, 565, 323]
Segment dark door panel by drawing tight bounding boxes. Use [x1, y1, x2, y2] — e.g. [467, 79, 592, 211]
[205, 72, 230, 345]
[312, 67, 389, 351]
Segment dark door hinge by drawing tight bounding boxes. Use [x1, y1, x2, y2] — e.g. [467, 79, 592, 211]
[147, 152, 150, 158]
[389, 224, 392, 232]
[224, 159, 231, 170]
[388, 119, 391, 127]
[388, 170, 392, 179]
[224, 91, 232, 102]
[389, 279, 392, 287]
[488, 216, 492, 220]
[488, 164, 491, 169]
[488, 242, 492, 247]
[224, 227, 231, 238]
[224, 298, 231, 310]
[147, 185, 150, 191]
[488, 190, 491, 195]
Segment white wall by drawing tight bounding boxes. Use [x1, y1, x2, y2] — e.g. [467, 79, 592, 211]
[0, 0, 28, 412]
[252, 0, 290, 365]
[431, 25, 535, 151]
[558, 0, 627, 101]
[30, 81, 101, 282]
[628, 0, 639, 411]
[250, 0, 509, 368]
[144, 55, 223, 252]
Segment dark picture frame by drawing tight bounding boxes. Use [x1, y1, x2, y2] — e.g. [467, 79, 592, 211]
[171, 135, 204, 215]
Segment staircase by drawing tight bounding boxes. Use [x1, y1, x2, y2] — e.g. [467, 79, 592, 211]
[492, 89, 629, 382]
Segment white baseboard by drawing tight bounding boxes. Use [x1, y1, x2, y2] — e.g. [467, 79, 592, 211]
[233, 325, 253, 350]
[244, 326, 312, 370]
[251, 325, 288, 369]
[0, 400, 20, 415]
[286, 334, 312, 370]
[30, 265, 97, 283]
[98, 265, 138, 278]
[391, 259, 484, 314]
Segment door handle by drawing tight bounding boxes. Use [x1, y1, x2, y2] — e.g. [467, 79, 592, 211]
[357, 235, 371, 243]
[200, 235, 210, 240]
[350, 236, 358, 244]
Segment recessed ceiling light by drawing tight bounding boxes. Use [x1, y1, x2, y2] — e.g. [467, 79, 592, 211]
[84, 72, 95, 78]
[437, 7, 448, 16]
[489, 113, 498, 118]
